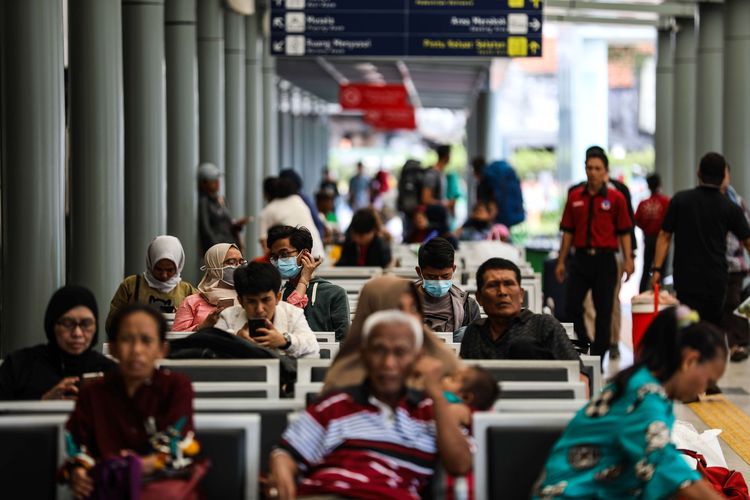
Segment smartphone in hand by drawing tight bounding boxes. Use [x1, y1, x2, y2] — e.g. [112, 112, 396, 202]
[248, 318, 268, 338]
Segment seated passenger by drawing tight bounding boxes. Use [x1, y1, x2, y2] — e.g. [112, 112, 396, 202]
[106, 235, 197, 331]
[62, 305, 199, 499]
[269, 310, 472, 499]
[534, 307, 726, 500]
[323, 275, 460, 394]
[455, 201, 510, 242]
[214, 262, 319, 358]
[404, 205, 435, 244]
[336, 208, 392, 268]
[0, 286, 116, 400]
[459, 258, 579, 361]
[267, 225, 350, 341]
[172, 243, 245, 331]
[415, 237, 480, 337]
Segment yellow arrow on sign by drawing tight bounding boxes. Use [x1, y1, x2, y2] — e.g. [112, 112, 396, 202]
[532, 0, 541, 7]
[530, 41, 541, 54]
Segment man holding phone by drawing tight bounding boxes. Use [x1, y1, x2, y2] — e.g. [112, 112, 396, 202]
[267, 225, 351, 341]
[214, 262, 320, 359]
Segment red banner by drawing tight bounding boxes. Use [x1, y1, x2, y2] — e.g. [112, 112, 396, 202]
[339, 83, 410, 110]
[363, 107, 416, 130]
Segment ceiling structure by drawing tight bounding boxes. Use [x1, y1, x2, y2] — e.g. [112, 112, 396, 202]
[275, 58, 491, 111]
[274, 1, 695, 111]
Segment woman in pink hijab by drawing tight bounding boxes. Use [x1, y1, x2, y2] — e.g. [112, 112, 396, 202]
[172, 243, 245, 331]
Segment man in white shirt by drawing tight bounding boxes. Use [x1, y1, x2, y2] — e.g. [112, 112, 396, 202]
[215, 262, 319, 359]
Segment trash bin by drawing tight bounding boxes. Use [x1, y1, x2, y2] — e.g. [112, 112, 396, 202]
[631, 285, 677, 352]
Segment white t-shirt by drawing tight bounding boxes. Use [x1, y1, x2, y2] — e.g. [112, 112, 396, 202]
[259, 195, 325, 257]
[214, 301, 320, 359]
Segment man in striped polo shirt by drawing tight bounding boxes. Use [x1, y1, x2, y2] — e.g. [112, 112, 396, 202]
[269, 310, 473, 499]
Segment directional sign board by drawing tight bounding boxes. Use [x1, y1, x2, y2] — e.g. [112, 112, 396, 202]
[270, 0, 543, 58]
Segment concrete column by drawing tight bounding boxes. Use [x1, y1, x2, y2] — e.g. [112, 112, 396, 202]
[225, 10, 246, 218]
[0, 0, 66, 353]
[557, 27, 608, 185]
[673, 18, 698, 193]
[165, 0, 200, 282]
[122, 0, 167, 275]
[197, 0, 225, 174]
[69, 0, 125, 336]
[245, 12, 264, 257]
[262, 6, 279, 176]
[292, 89, 305, 170]
[655, 28, 675, 195]
[278, 85, 293, 169]
[474, 91, 491, 161]
[724, 0, 750, 199]
[695, 3, 725, 162]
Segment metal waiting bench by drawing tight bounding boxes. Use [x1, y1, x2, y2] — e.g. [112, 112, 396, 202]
[158, 359, 280, 398]
[463, 359, 580, 384]
[493, 399, 587, 413]
[316, 266, 382, 279]
[0, 413, 263, 500]
[497, 381, 587, 400]
[473, 412, 574, 500]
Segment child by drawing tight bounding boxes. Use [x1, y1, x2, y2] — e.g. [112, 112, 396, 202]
[442, 366, 500, 426]
[456, 202, 510, 242]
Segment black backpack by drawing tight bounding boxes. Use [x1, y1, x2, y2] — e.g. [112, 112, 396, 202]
[397, 159, 424, 214]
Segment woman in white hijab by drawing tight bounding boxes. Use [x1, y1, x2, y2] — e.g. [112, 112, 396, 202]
[173, 243, 245, 331]
[106, 235, 197, 331]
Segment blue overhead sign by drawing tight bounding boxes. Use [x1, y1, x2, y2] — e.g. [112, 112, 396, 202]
[270, 0, 543, 57]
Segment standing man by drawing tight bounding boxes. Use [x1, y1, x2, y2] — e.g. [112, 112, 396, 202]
[422, 145, 452, 229]
[555, 147, 634, 358]
[652, 153, 750, 326]
[635, 174, 670, 293]
[198, 163, 248, 254]
[348, 161, 371, 211]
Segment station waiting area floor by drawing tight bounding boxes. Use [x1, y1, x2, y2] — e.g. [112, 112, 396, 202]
[610, 303, 750, 476]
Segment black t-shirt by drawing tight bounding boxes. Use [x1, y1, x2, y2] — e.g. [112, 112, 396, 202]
[662, 186, 750, 295]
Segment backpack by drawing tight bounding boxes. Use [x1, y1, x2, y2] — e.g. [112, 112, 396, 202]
[483, 160, 525, 227]
[397, 160, 425, 214]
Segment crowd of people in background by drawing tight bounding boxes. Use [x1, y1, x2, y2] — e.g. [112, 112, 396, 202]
[0, 144, 748, 499]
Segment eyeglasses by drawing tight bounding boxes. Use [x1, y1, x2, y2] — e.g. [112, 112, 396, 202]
[56, 318, 96, 332]
[269, 251, 299, 263]
[222, 258, 247, 267]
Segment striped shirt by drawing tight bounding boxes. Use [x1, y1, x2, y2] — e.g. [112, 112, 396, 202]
[278, 383, 439, 500]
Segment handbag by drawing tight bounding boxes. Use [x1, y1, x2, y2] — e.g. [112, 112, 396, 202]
[680, 449, 750, 500]
[140, 458, 210, 500]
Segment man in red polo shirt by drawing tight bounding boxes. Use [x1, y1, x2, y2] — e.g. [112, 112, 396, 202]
[555, 147, 634, 358]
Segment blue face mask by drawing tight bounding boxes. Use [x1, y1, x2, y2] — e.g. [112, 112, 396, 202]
[423, 279, 452, 298]
[276, 257, 302, 279]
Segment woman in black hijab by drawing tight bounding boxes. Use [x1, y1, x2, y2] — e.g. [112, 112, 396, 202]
[0, 285, 116, 400]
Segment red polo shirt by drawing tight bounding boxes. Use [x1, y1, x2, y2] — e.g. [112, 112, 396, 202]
[560, 183, 633, 250]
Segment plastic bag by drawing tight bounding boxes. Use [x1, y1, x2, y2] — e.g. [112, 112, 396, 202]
[672, 420, 727, 469]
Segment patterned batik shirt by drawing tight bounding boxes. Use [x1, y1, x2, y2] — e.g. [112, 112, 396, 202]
[533, 366, 700, 499]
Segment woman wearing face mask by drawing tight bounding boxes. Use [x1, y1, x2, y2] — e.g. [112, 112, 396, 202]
[173, 243, 245, 331]
[415, 238, 480, 338]
[534, 306, 727, 500]
[106, 235, 197, 332]
[0, 286, 116, 400]
[267, 225, 351, 341]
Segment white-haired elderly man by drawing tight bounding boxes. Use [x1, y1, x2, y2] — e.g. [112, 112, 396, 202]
[268, 309, 472, 500]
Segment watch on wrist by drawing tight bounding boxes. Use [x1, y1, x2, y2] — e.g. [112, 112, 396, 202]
[281, 332, 292, 350]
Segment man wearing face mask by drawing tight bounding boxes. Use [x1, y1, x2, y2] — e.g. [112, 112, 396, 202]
[267, 225, 351, 341]
[415, 238, 480, 341]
